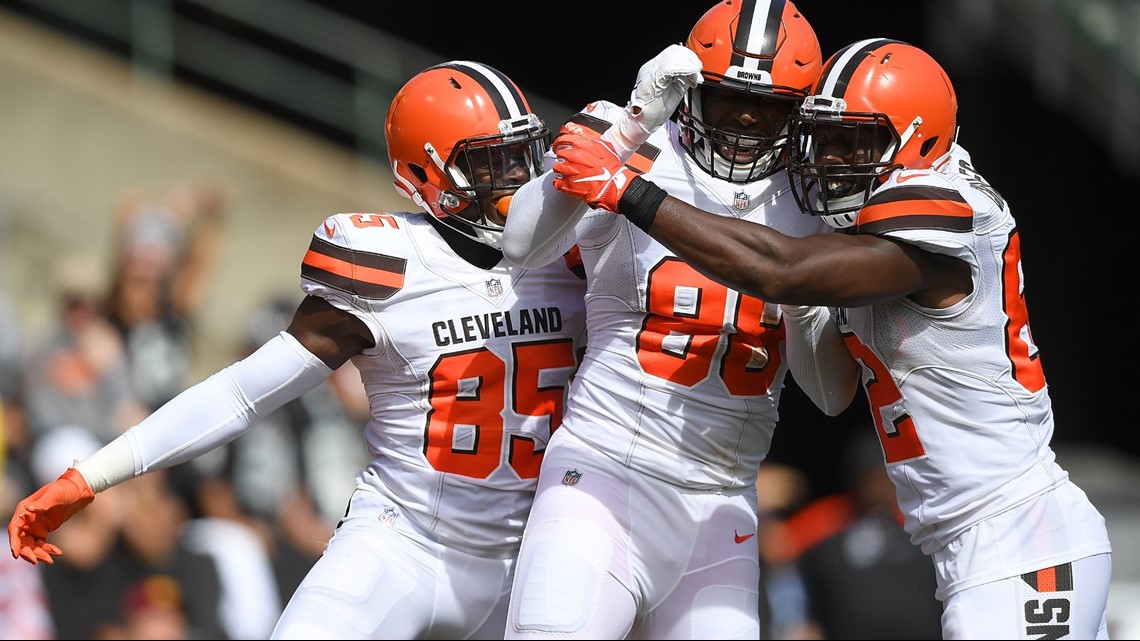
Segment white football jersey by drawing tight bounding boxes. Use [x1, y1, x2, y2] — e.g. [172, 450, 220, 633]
[837, 144, 1107, 557]
[299, 211, 587, 554]
[556, 101, 831, 490]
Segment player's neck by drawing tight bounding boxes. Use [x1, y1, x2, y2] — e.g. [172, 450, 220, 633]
[424, 214, 503, 270]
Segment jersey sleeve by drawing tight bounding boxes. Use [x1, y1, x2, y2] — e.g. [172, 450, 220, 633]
[561, 104, 664, 177]
[501, 101, 624, 268]
[853, 173, 976, 263]
[299, 213, 407, 346]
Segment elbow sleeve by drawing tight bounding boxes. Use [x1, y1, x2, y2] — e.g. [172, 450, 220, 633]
[783, 305, 859, 417]
[501, 176, 589, 268]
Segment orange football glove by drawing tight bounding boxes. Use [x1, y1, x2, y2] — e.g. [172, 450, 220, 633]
[552, 124, 636, 214]
[8, 467, 95, 565]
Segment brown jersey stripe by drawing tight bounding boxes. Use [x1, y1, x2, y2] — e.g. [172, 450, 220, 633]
[856, 188, 973, 234]
[625, 144, 660, 175]
[867, 184, 968, 207]
[305, 237, 405, 273]
[566, 112, 609, 136]
[302, 238, 406, 300]
[859, 198, 972, 225]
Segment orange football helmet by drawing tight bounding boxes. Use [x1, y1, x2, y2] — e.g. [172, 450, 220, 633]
[385, 61, 550, 249]
[789, 39, 958, 227]
[679, 0, 822, 182]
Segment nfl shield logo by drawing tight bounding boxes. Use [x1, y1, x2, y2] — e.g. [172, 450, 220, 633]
[380, 506, 399, 526]
[562, 469, 582, 486]
[486, 278, 503, 297]
[733, 191, 750, 211]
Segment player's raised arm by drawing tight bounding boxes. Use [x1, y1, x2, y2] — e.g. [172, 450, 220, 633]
[500, 44, 701, 269]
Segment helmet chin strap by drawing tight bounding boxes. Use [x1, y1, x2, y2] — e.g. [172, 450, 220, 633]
[435, 195, 505, 251]
[818, 196, 860, 229]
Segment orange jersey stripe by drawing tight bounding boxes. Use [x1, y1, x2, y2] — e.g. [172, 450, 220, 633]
[1020, 562, 1073, 592]
[855, 186, 973, 234]
[1038, 566, 1057, 592]
[859, 196, 972, 226]
[566, 111, 659, 175]
[625, 147, 658, 175]
[301, 236, 407, 300]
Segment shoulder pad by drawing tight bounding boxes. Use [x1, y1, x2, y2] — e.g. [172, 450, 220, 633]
[563, 110, 661, 176]
[300, 212, 409, 300]
[566, 100, 623, 129]
[855, 174, 973, 235]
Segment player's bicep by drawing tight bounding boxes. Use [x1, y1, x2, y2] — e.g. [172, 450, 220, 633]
[287, 295, 373, 370]
[775, 233, 935, 307]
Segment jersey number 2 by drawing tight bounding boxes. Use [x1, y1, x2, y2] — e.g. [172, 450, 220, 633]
[844, 228, 1045, 464]
[841, 332, 926, 464]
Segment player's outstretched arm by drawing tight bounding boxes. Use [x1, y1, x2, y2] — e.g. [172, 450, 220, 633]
[501, 44, 701, 269]
[8, 296, 369, 565]
[552, 137, 940, 309]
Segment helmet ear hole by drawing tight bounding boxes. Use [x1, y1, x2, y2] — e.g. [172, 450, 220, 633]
[408, 163, 428, 183]
[920, 136, 939, 157]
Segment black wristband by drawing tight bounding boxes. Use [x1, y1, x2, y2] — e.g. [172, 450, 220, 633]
[617, 176, 668, 232]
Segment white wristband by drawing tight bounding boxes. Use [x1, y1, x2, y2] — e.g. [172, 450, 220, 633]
[601, 119, 641, 162]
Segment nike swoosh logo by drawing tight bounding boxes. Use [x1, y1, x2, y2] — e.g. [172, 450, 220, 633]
[895, 171, 924, 184]
[577, 167, 611, 183]
[734, 530, 755, 544]
[324, 221, 336, 237]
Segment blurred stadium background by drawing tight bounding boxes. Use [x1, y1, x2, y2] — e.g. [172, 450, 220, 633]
[0, 0, 1137, 637]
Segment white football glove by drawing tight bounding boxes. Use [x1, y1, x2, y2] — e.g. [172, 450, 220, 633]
[605, 44, 703, 156]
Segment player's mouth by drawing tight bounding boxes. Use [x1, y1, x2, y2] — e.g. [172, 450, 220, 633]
[715, 137, 763, 164]
[825, 178, 859, 199]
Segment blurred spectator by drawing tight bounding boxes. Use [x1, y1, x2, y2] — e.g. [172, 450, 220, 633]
[177, 514, 282, 640]
[0, 423, 54, 641]
[782, 430, 943, 640]
[755, 461, 816, 640]
[0, 289, 34, 521]
[0, 290, 22, 408]
[28, 426, 227, 640]
[20, 254, 146, 444]
[0, 557, 55, 640]
[106, 182, 225, 411]
[115, 574, 191, 640]
[26, 425, 135, 638]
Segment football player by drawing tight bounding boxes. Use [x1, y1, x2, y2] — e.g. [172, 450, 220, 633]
[550, 39, 1112, 639]
[499, 1, 855, 638]
[9, 61, 588, 640]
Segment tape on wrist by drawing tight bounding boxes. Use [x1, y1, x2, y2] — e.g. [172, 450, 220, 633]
[617, 176, 668, 231]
